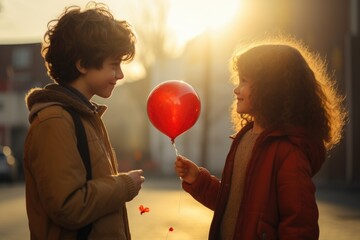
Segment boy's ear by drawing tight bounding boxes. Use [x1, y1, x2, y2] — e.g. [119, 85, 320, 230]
[75, 60, 87, 74]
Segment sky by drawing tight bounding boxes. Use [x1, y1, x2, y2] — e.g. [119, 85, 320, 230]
[0, 0, 240, 47]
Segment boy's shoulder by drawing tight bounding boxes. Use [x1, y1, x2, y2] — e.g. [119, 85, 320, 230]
[36, 104, 71, 122]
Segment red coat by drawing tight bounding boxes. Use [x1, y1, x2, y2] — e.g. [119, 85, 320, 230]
[183, 123, 325, 240]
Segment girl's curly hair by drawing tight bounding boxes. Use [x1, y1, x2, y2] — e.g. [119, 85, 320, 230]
[230, 37, 347, 150]
[41, 2, 136, 84]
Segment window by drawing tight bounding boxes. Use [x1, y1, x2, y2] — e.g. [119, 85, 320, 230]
[12, 47, 32, 69]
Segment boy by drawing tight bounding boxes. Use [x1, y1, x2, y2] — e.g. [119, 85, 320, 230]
[24, 2, 144, 239]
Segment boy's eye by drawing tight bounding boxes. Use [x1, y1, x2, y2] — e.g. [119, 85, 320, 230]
[111, 62, 120, 68]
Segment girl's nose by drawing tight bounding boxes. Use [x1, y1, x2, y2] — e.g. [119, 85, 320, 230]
[234, 85, 240, 95]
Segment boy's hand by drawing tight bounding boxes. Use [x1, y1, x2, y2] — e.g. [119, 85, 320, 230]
[127, 169, 145, 193]
[174, 155, 200, 184]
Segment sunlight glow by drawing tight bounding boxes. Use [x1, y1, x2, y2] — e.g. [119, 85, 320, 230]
[0, 0, 241, 82]
[167, 0, 240, 47]
[0, 0, 240, 45]
[119, 61, 146, 85]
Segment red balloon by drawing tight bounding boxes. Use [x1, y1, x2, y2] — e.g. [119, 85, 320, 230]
[147, 80, 201, 143]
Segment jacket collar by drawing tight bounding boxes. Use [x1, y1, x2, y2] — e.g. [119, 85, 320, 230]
[59, 84, 97, 112]
[231, 122, 326, 176]
[25, 83, 107, 122]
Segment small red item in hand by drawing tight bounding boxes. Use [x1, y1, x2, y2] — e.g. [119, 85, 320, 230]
[139, 205, 150, 215]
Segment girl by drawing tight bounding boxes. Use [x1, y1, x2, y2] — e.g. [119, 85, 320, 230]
[174, 38, 346, 239]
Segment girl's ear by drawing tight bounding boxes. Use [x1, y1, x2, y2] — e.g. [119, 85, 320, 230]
[75, 60, 87, 74]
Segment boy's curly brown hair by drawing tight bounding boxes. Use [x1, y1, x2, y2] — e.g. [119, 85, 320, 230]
[41, 2, 136, 84]
[230, 37, 347, 150]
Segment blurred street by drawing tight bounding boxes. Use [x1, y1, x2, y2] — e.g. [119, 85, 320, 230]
[0, 178, 359, 240]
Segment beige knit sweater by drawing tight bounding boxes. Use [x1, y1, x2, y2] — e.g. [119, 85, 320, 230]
[220, 129, 259, 240]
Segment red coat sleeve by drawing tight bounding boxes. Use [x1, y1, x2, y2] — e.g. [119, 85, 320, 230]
[182, 167, 221, 210]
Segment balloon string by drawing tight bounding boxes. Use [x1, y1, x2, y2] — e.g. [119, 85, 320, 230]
[171, 141, 179, 156]
[171, 140, 182, 213]
[167, 140, 183, 239]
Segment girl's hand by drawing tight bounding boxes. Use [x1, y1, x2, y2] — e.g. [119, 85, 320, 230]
[174, 155, 200, 184]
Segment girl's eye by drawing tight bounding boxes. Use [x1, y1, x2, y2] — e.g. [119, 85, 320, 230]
[239, 79, 247, 86]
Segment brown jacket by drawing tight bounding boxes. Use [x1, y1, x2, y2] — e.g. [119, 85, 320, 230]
[24, 84, 137, 239]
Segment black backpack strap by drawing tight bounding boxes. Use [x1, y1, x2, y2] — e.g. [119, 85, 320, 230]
[67, 108, 92, 180]
[65, 108, 92, 239]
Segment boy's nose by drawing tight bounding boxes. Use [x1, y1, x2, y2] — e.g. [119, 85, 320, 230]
[114, 69, 124, 80]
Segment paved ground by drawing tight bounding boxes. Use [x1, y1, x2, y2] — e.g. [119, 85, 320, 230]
[315, 184, 360, 240]
[0, 178, 359, 239]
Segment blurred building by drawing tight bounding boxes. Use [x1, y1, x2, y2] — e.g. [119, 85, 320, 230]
[0, 43, 49, 177]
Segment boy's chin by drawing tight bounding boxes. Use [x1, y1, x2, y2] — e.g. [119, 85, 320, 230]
[97, 92, 113, 99]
